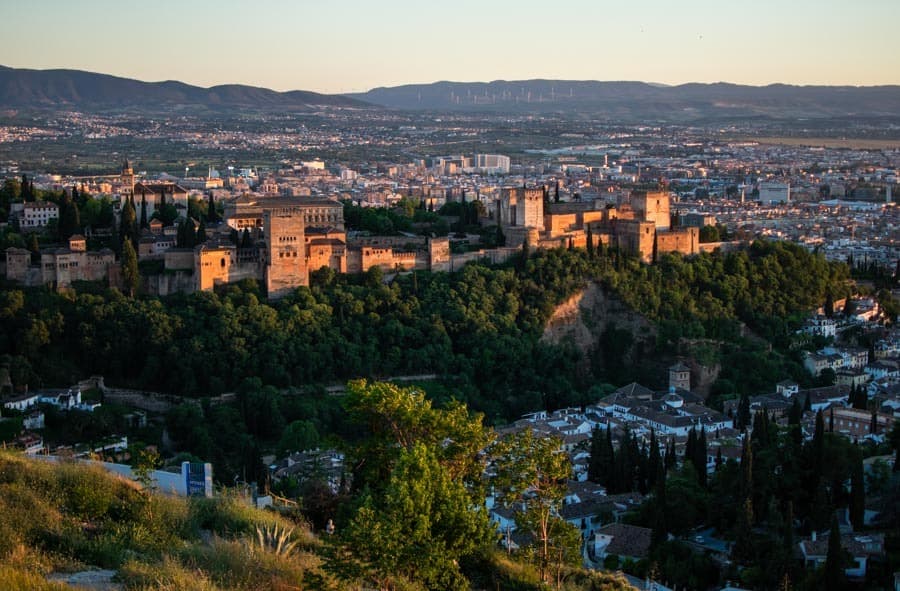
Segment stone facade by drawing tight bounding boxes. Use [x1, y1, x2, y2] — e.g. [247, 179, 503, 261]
[263, 205, 309, 298]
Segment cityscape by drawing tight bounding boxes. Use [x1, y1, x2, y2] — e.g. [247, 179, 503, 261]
[0, 2, 899, 591]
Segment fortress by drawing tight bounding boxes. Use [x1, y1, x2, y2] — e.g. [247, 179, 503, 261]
[4, 173, 708, 297]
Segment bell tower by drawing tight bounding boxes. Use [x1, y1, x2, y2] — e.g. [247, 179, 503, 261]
[121, 158, 135, 197]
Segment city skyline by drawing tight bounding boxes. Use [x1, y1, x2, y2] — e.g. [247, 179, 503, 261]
[2, 0, 899, 94]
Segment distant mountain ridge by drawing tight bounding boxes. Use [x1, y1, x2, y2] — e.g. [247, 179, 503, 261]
[0, 65, 368, 110]
[3, 66, 899, 120]
[349, 79, 900, 119]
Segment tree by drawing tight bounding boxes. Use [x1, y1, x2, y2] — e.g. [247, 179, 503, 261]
[343, 443, 494, 591]
[493, 428, 574, 584]
[139, 193, 148, 229]
[121, 239, 140, 297]
[207, 193, 219, 223]
[119, 196, 137, 249]
[57, 192, 80, 241]
[339, 381, 496, 590]
[276, 420, 319, 457]
[823, 513, 846, 591]
[849, 448, 865, 530]
[824, 291, 835, 318]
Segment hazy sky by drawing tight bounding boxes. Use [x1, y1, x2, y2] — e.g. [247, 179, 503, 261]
[3, 0, 898, 93]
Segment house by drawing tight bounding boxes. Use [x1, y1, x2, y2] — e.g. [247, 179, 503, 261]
[2, 392, 39, 412]
[15, 432, 44, 454]
[18, 201, 59, 230]
[593, 523, 652, 563]
[22, 410, 44, 430]
[799, 531, 885, 579]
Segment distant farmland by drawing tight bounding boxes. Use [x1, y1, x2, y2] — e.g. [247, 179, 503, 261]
[744, 137, 900, 150]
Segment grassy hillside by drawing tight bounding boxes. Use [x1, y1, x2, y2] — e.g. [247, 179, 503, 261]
[0, 451, 637, 591]
[0, 451, 336, 590]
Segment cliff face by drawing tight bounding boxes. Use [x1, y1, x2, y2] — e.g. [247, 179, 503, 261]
[541, 281, 657, 367]
[542, 281, 724, 399]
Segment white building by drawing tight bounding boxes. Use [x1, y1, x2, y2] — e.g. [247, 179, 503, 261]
[758, 182, 790, 204]
[475, 154, 511, 174]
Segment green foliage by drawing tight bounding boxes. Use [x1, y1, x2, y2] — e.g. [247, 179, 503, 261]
[338, 381, 496, 591]
[493, 429, 575, 584]
[121, 239, 140, 297]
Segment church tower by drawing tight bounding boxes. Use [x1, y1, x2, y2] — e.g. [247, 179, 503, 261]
[121, 158, 135, 197]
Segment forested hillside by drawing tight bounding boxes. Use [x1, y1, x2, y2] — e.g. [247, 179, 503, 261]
[1, 240, 849, 420]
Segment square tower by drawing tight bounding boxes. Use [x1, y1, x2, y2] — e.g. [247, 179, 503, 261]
[264, 205, 308, 298]
[631, 190, 670, 231]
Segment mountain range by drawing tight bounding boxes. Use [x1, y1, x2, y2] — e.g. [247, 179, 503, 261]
[0, 65, 367, 110]
[351, 79, 900, 119]
[2, 65, 900, 120]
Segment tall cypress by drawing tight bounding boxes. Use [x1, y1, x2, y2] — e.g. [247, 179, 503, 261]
[823, 514, 846, 591]
[140, 193, 148, 229]
[696, 427, 708, 488]
[849, 448, 865, 530]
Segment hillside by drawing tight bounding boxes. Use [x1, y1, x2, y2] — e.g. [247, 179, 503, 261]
[0, 451, 637, 591]
[350, 79, 900, 119]
[0, 65, 369, 111]
[0, 451, 337, 590]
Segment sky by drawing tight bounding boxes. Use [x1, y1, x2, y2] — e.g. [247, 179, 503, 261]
[2, 0, 899, 94]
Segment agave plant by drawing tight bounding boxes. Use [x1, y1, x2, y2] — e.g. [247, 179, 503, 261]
[250, 523, 298, 557]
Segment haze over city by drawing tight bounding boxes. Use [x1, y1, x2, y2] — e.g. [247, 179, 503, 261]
[3, 0, 900, 93]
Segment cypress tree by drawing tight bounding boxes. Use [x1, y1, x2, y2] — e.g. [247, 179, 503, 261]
[207, 192, 218, 223]
[121, 239, 140, 297]
[554, 181, 560, 203]
[650, 461, 667, 546]
[119, 196, 137, 250]
[196, 220, 207, 243]
[849, 449, 865, 530]
[139, 192, 148, 229]
[829, 406, 835, 432]
[737, 393, 751, 430]
[586, 226, 594, 258]
[813, 410, 825, 473]
[823, 513, 846, 591]
[696, 427, 708, 488]
[588, 426, 604, 483]
[647, 428, 660, 489]
[28, 233, 40, 264]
